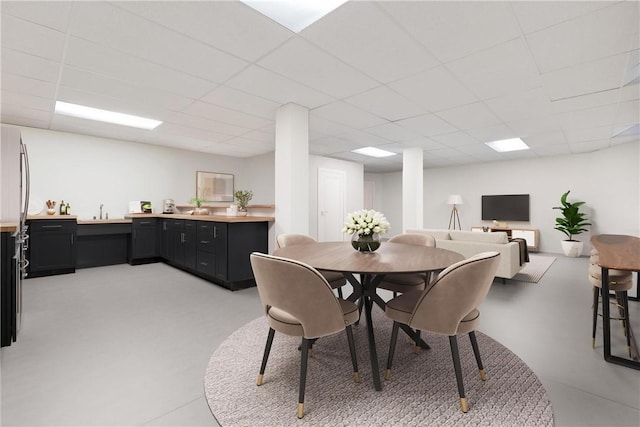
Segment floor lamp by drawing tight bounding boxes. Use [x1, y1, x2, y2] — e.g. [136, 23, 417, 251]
[447, 195, 463, 230]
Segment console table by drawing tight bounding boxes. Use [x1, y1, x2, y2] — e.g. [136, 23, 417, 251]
[472, 226, 539, 251]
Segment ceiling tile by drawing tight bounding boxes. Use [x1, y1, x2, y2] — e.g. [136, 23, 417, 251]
[1, 48, 60, 83]
[389, 66, 478, 112]
[257, 37, 379, 99]
[522, 131, 567, 147]
[430, 132, 480, 148]
[0, 89, 52, 111]
[362, 122, 421, 143]
[344, 86, 425, 122]
[312, 101, 387, 129]
[447, 38, 543, 100]
[506, 115, 564, 137]
[465, 124, 517, 143]
[512, 1, 614, 35]
[225, 65, 335, 109]
[435, 102, 501, 131]
[380, 1, 521, 63]
[1, 73, 56, 99]
[302, 2, 438, 83]
[542, 53, 629, 101]
[70, 2, 248, 83]
[1, 14, 67, 62]
[551, 89, 621, 114]
[485, 87, 552, 123]
[1, 0, 72, 32]
[557, 104, 618, 130]
[308, 115, 353, 138]
[569, 139, 611, 153]
[394, 113, 458, 137]
[564, 125, 613, 143]
[182, 101, 271, 130]
[526, 2, 638, 73]
[0, 104, 51, 123]
[64, 37, 218, 99]
[115, 1, 292, 62]
[200, 86, 280, 120]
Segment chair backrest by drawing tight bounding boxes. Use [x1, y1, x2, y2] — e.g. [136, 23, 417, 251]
[388, 233, 435, 247]
[409, 252, 500, 335]
[276, 233, 317, 249]
[250, 252, 346, 338]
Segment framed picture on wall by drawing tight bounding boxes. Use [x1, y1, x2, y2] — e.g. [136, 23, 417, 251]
[196, 171, 234, 202]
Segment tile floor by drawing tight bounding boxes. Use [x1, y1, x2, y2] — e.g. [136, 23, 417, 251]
[1, 254, 639, 426]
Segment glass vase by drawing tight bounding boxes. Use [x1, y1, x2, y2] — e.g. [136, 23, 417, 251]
[351, 233, 381, 252]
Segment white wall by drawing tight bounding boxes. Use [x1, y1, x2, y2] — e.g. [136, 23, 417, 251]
[18, 126, 269, 219]
[368, 142, 639, 255]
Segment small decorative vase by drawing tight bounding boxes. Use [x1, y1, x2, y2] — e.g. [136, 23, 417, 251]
[193, 208, 209, 215]
[47, 209, 56, 215]
[351, 233, 381, 252]
[237, 207, 247, 217]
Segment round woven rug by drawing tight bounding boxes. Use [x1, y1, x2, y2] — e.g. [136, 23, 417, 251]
[204, 309, 554, 426]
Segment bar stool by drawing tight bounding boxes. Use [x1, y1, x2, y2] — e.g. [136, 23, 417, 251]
[589, 249, 633, 355]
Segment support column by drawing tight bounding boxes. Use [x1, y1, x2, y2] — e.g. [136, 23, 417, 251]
[402, 148, 423, 231]
[275, 103, 309, 238]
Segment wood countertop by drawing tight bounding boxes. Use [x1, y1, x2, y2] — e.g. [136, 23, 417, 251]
[125, 213, 275, 223]
[27, 215, 78, 220]
[0, 222, 19, 232]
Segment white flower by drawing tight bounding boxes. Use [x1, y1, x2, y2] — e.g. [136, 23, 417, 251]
[343, 209, 390, 237]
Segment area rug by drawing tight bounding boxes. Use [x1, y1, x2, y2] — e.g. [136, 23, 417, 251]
[513, 254, 557, 283]
[204, 310, 554, 426]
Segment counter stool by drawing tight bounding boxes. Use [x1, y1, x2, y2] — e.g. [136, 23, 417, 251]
[589, 249, 633, 356]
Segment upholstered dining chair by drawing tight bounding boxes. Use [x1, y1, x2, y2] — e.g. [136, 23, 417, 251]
[588, 248, 633, 355]
[377, 233, 436, 296]
[249, 252, 360, 419]
[276, 234, 347, 298]
[384, 251, 501, 413]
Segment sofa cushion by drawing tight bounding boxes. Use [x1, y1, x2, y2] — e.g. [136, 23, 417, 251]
[449, 230, 508, 244]
[405, 229, 451, 240]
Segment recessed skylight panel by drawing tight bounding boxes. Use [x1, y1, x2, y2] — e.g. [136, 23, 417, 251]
[55, 101, 162, 130]
[241, 0, 348, 33]
[352, 146, 396, 158]
[485, 138, 530, 152]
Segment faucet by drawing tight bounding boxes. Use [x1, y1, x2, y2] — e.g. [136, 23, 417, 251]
[100, 204, 104, 220]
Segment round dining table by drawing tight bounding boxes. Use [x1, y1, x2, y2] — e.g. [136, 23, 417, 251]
[273, 241, 464, 391]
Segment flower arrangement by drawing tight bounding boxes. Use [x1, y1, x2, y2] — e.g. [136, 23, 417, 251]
[343, 209, 390, 237]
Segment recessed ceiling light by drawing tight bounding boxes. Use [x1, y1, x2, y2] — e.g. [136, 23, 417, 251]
[485, 137, 530, 152]
[54, 101, 162, 130]
[241, 0, 348, 33]
[352, 147, 396, 158]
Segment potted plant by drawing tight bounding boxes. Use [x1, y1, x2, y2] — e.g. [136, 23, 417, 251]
[190, 196, 208, 215]
[553, 190, 591, 257]
[234, 190, 253, 216]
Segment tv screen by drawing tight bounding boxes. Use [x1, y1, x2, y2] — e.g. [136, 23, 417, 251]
[482, 194, 530, 222]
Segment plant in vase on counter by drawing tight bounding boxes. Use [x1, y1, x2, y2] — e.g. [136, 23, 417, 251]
[343, 209, 390, 252]
[234, 190, 253, 216]
[189, 196, 208, 215]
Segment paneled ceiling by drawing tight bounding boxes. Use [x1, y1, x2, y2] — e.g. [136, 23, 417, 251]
[1, 1, 638, 172]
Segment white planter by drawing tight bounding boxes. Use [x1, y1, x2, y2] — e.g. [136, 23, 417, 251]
[561, 240, 583, 257]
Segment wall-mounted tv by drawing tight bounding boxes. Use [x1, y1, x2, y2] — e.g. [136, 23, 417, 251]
[481, 194, 530, 222]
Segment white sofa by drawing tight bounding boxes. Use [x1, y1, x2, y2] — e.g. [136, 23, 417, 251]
[405, 229, 526, 279]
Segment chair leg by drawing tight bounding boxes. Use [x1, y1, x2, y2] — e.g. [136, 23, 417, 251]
[345, 325, 361, 383]
[257, 328, 275, 386]
[592, 286, 600, 348]
[337, 287, 344, 299]
[448, 335, 468, 413]
[385, 321, 400, 380]
[298, 338, 311, 419]
[414, 329, 421, 354]
[468, 331, 486, 380]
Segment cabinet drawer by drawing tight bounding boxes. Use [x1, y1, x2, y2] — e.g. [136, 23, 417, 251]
[132, 218, 157, 229]
[197, 238, 215, 253]
[29, 220, 76, 233]
[196, 253, 215, 276]
[197, 222, 214, 236]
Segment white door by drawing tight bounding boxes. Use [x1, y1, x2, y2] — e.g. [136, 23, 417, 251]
[318, 168, 346, 242]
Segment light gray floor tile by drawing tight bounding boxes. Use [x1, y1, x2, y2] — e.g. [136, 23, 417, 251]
[1, 254, 639, 426]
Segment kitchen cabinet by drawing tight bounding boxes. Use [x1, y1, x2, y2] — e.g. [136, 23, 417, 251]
[1, 231, 17, 346]
[27, 219, 77, 277]
[171, 219, 196, 270]
[196, 222, 216, 277]
[77, 222, 130, 268]
[129, 218, 159, 264]
[214, 221, 268, 288]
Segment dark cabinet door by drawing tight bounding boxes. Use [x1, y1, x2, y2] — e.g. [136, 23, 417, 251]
[130, 218, 158, 260]
[214, 223, 228, 281]
[160, 219, 173, 261]
[27, 220, 77, 277]
[172, 220, 185, 266]
[196, 222, 215, 276]
[184, 220, 197, 271]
